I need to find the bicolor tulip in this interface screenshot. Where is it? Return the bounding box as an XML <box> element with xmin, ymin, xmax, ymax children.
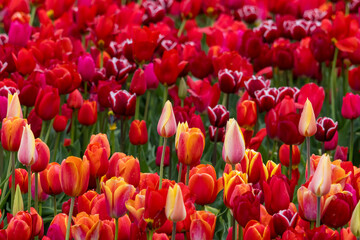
<box><xmin>341</xmin><ymin>93</ymin><xmax>360</xmax><ymax>120</ymax></box>
<box><xmin>102</xmin><ymin>177</ymin><xmax>136</xmax><ymax>219</ymax></box>
<box><xmin>207</xmin><ymin>105</ymin><xmax>229</xmax><ymax>128</ymax></box>
<box><xmin>244</xmin><ymin>75</ymin><xmax>271</xmax><ymax>98</ymax></box>
<box><xmin>1</xmin><ymin>117</ymin><xmax>27</xmax><ymax>151</ymax></box>
<box><xmin>177</xmin><ymin>128</ymin><xmax>205</xmax><ymax>166</ymax></box>
<box><xmin>309</xmin><ymin>154</ymin><xmax>332</xmax><ymax>197</ymax></box>
<box><xmin>31</xmin><ymin>139</ymin><xmax>50</xmax><ymax>172</ymax></box>
<box><xmin>40</xmin><ymin>162</ymin><xmax>62</xmax><ymax>196</ymax></box>
<box><xmin>78</xmin><ymin>100</ymin><xmax>97</xmax><ymax>126</ymax></box>
<box><xmin>223</xmin><ymin>170</ymin><xmax>248</xmax><ymax>207</ymax></box>
<box><xmin>254</xmin><ymin>88</ymin><xmax>278</xmax><ymax>112</ymax></box>
<box><xmin>7</xmin><ymin>92</ymin><xmax>22</xmax><ymax>118</ymax></box>
<box><xmin>125</xmin><ymin>190</ymin><xmax>146</xmax><ymax>225</ymax></box>
<box><xmin>190</xmin><ymin>211</ymin><xmax>216</xmax><ymax>240</ymax></box>
<box><xmin>71</xmin><ymin>212</ymin><xmax>101</xmax><ymax>240</ymax></box>
<box><xmin>157</xmin><ymin>100</ymin><xmax>177</xmax><ymax>138</ymax></box>
<box><xmin>18</xmin><ymin>124</ymin><xmax>37</xmax><ymax>166</ymax></box>
<box><xmin>60</xmin><ymin>156</ymin><xmax>90</xmax><ymax>197</ymax></box>
<box><xmin>218</xmin><ymin>69</ymin><xmax>243</xmax><ymax>94</ymax></box>
<box><xmin>237</xmin><ymin>100</ymin><xmax>257</xmax><ymax>130</ymax></box>
<box><xmin>84</xmin><ymin>142</ymin><xmax>109</xmax><ymax>178</ymax></box>
<box><xmin>315</xmin><ymin>117</ymin><xmax>338</xmax><ymax>142</ymax></box>
<box><xmin>77</xmin><ymin>191</ymin><xmax>98</xmax><ymax>214</ymax></box>
<box><xmin>34</xmin><ymin>86</ymin><xmax>60</xmax><ymax>121</ymax></box>
<box><xmin>298</xmin><ymin>98</ymin><xmax>317</xmax><ymax>137</ymax></box>
<box><xmin>165</xmin><ymin>183</ymin><xmax>186</xmax><ymax>222</ymax></box>
<box><xmin>109</xmin><ymin>90</ymin><xmax>136</xmax><ymax>117</ymax></box>
<box><xmin>241</xmin><ymin>149</ymin><xmax>268</xmax><ymax>184</ymax></box>
<box><xmin>243</xmin><ymin>220</ymin><xmax>271</xmax><ymax>240</ymax></box>
<box><xmin>129</xmin><ymin>120</ymin><xmax>148</xmax><ymax>145</ymax></box>
<box><xmin>90</xmin><ymin>133</ymin><xmax>111</xmax><ymax>159</ymax></box>
<box><xmin>351</xmin><ymin>200</ymin><xmax>360</xmax><ymax>237</ymax></box>
<box><xmin>47</xmin><ymin>214</ymin><xmax>70</xmax><ymax>240</ymax></box>
<box><xmin>222</xmin><ymin>119</ymin><xmax>246</xmax><ymax>165</ymax></box>
<box><xmin>115</xmin><ymin>155</ymin><xmax>140</xmax><ymax>187</ymax></box>
<box><xmin>175</xmin><ymin>122</ymin><xmax>189</xmax><ymax>150</ymax></box>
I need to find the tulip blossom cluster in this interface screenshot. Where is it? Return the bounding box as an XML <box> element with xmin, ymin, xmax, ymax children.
<box><xmin>0</xmin><ymin>0</ymin><xmax>360</xmax><ymax>239</ymax></box>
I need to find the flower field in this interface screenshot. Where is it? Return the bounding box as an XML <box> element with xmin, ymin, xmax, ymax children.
<box><xmin>0</xmin><ymin>0</ymin><xmax>360</xmax><ymax>239</ymax></box>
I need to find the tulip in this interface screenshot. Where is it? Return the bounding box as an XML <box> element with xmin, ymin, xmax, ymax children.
<box><xmin>125</xmin><ymin>190</ymin><xmax>146</xmax><ymax>224</ymax></box>
<box><xmin>207</xmin><ymin>105</ymin><xmax>229</xmax><ymax>128</ymax></box>
<box><xmin>77</xmin><ymin>100</ymin><xmax>97</xmax><ymax>126</ymax></box>
<box><xmin>279</xmin><ymin>144</ymin><xmax>300</xmax><ymax>167</ymax></box>
<box><xmin>297</xmin><ymin>83</ymin><xmax>325</xmax><ymax>118</ymax></box>
<box><xmin>175</xmin><ymin>122</ymin><xmax>189</xmax><ymax>150</ymax></box>
<box><xmin>190</xmin><ymin>211</ymin><xmax>216</xmax><ymax>240</ymax></box>
<box><xmin>8</xmin><ymin>21</ymin><xmax>31</xmax><ymax>47</ymax></box>
<box><xmin>67</xmin><ymin>89</ymin><xmax>83</xmax><ymax>109</ymax></box>
<box><xmin>115</xmin><ymin>155</ymin><xmax>140</xmax><ymax>188</ymax></box>
<box><xmin>144</xmin><ymin>63</ymin><xmax>159</xmax><ymax>90</ymax></box>
<box><xmin>34</xmin><ymin>86</ymin><xmax>60</xmax><ymax>121</ymax></box>
<box><xmin>223</xmin><ymin>170</ymin><xmax>248</xmax><ymax>208</ymax></box>
<box><xmin>40</xmin><ymin>162</ymin><xmax>62</xmax><ymax>195</ymax></box>
<box><xmin>297</xmin><ymin>186</ymin><xmax>318</xmax><ymax>222</ymax></box>
<box><xmin>263</xmin><ymin>175</ymin><xmax>291</xmax><ymax>214</ymax></box>
<box><xmin>6</xmin><ymin>211</ymin><xmax>32</xmax><ymax>240</ymax></box>
<box><xmin>254</xmin><ymin>88</ymin><xmax>278</xmax><ymax>112</ymax></box>
<box><xmin>299</xmin><ymin>99</ymin><xmax>317</xmax><ymax>137</ymax></box>
<box><xmin>177</xmin><ymin>128</ymin><xmax>205</xmax><ymax>167</ymax></box>
<box><xmin>241</xmin><ymin>149</ymin><xmax>268</xmax><ymax>184</ymax></box>
<box><xmin>130</xmin><ymin>68</ymin><xmax>147</xmax><ymax>96</ymax></box>
<box><xmin>129</xmin><ymin>120</ymin><xmax>148</xmax><ymax>145</ymax></box>
<box><xmin>218</xmin><ymin>69</ymin><xmax>243</xmax><ymax>94</ymax></box>
<box><xmin>53</xmin><ymin>115</ymin><xmax>68</xmax><ymax>132</ymax></box>
<box><xmin>244</xmin><ymin>75</ymin><xmax>271</xmax><ymax>98</ymax></box>
<box><xmin>9</xmin><ymin>168</ymin><xmax>28</xmax><ymax>194</ymax></box>
<box><xmin>131</xmin><ymin>26</ymin><xmax>159</xmax><ymax>63</ymax></box>
<box><xmin>237</xmin><ymin>100</ymin><xmax>257</xmax><ymax>129</ymax></box>
<box><xmin>351</xmin><ymin>200</ymin><xmax>360</xmax><ymax>237</ymax></box>
<box><xmin>7</xmin><ymin>92</ymin><xmax>23</xmax><ymax>118</ymax></box>
<box><xmin>166</xmin><ymin>183</ymin><xmax>186</xmax><ymax>239</ymax></box>
<box><xmin>222</xmin><ymin>119</ymin><xmax>246</xmax><ymax>165</ymax></box>
<box><xmin>109</xmin><ymin>90</ymin><xmax>136</xmax><ymax>117</ymax></box>
<box><xmin>314</xmin><ymin>117</ymin><xmax>338</xmax><ymax>142</ymax></box>
<box><xmin>48</xmin><ymin>214</ymin><xmax>70</xmax><ymax>240</ymax></box>
<box><xmin>18</xmin><ymin>124</ymin><xmax>37</xmax><ymax>167</ymax></box>
<box><xmin>90</xmin><ymin>133</ymin><xmax>111</xmax><ymax>158</ymax></box>
<box><xmin>102</xmin><ymin>177</ymin><xmax>135</xmax><ymax>239</ymax></box>
<box><xmin>144</xmin><ymin>187</ymin><xmax>168</xmax><ymax>230</ymax></box>
<box><xmin>243</xmin><ymin>220</ymin><xmax>270</xmax><ymax>240</ymax></box>
<box><xmin>85</xmin><ymin>142</ymin><xmax>109</xmax><ymax>178</ymax></box>
<box><xmin>1</xmin><ymin>117</ymin><xmax>27</xmax><ymax>152</ymax></box>
<box><xmin>71</xmin><ymin>212</ymin><xmax>101</xmax><ymax>240</ymax></box>
<box><xmin>77</xmin><ymin>55</ymin><xmax>95</xmax><ymax>83</ymax></box>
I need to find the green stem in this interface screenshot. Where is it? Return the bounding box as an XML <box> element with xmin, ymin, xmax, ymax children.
<box><xmin>29</xmin><ymin>5</ymin><xmax>37</xmax><ymax>27</ymax></box>
<box><xmin>27</xmin><ymin>166</ymin><xmax>31</xmax><ymax>212</ymax></box>
<box><xmin>222</xmin><ymin>93</ymin><xmax>229</xmax><ymax>109</ymax></box>
<box><xmin>316</xmin><ymin>196</ymin><xmax>321</xmax><ymax>227</ymax></box>
<box><xmin>232</xmin><ymin>214</ymin><xmax>237</xmax><ymax>240</ymax></box>
<box><xmin>10</xmin><ymin>152</ymin><xmax>15</xmax><ymax>209</ymax></box>
<box><xmin>52</xmin><ymin>132</ymin><xmax>60</xmax><ymax>162</ymax></box>
<box><xmin>110</xmin><ymin>128</ymin><xmax>115</xmax><ymax>155</ymax></box>
<box><xmin>100</xmin><ymin>50</ymin><xmax>104</xmax><ymax>69</ymax></box>
<box><xmin>70</xmin><ymin>110</ymin><xmax>77</xmax><ymax>145</ymax></box>
<box><xmin>162</xmin><ymin>85</ymin><xmax>168</xmax><ymax>108</ymax></box>
<box><xmin>211</xmin><ymin>128</ymin><xmax>218</xmax><ymax>166</ymax></box>
<box><xmin>185</xmin><ymin>165</ymin><xmax>190</xmax><ymax>186</ymax></box>
<box><xmin>330</xmin><ymin>48</ymin><xmax>339</xmax><ymax>120</ymax></box>
<box><xmin>239</xmin><ymin>225</ymin><xmax>243</xmax><ymax>240</ymax></box>
<box><xmin>35</xmin><ymin>172</ymin><xmax>38</xmax><ymax>211</ymax></box>
<box><xmin>115</xmin><ymin>218</ymin><xmax>119</xmax><ymax>240</ymax></box>
<box><xmin>65</xmin><ymin>197</ymin><xmax>75</xmax><ymax>240</ymax></box>
<box><xmin>147</xmin><ymin>229</ymin><xmax>154</xmax><ymax>240</ymax></box>
<box><xmin>349</xmin><ymin>120</ymin><xmax>354</xmax><ymax>163</ymax></box>
<box><xmin>144</xmin><ymin>91</ymin><xmax>151</xmax><ymax>122</ymax></box>
<box><xmin>135</xmin><ymin>95</ymin><xmax>141</xmax><ymax>120</ymax></box>
<box><xmin>0</xmin><ymin>153</ymin><xmax>11</xmax><ymax>204</ymax></box>
<box><xmin>39</xmin><ymin>202</ymin><xmax>42</xmax><ymax>216</ymax></box>
<box><xmin>288</xmin><ymin>144</ymin><xmax>292</xmax><ymax>180</ymax></box>
<box><xmin>345</xmin><ymin>2</ymin><xmax>349</xmax><ymax>15</ymax></box>
<box><xmin>45</xmin><ymin>119</ymin><xmax>54</xmax><ymax>144</ymax></box>
<box><xmin>177</xmin><ymin>19</ymin><xmax>187</xmax><ymax>37</ymax></box>
<box><xmin>177</xmin><ymin>162</ymin><xmax>183</xmax><ymax>183</ymax></box>
<box><xmin>120</xmin><ymin>119</ymin><xmax>126</xmax><ymax>152</ymax></box>
<box><xmin>83</xmin><ymin>125</ymin><xmax>89</xmax><ymax>151</ymax></box>
<box><xmin>269</xmin><ymin>140</ymin><xmax>278</xmax><ymax>163</ymax></box>
<box><xmin>53</xmin><ymin>195</ymin><xmax>57</xmax><ymax>216</ymax></box>
<box><xmin>181</xmin><ymin>99</ymin><xmax>184</xmax><ymax>108</ymax></box>
<box><xmin>159</xmin><ymin>138</ymin><xmax>168</xmax><ymax>189</ymax></box>
<box><xmin>0</xmin><ymin>145</ymin><xmax>3</xmax><ymax>181</ymax></box>
<box><xmin>96</xmin><ymin>177</ymin><xmax>100</xmax><ymax>194</ymax></box>
<box><xmin>307</xmin><ymin>137</ymin><xmax>311</xmax><ymax>181</ymax></box>
<box><xmin>171</xmin><ymin>222</ymin><xmax>177</xmax><ymax>240</ymax></box>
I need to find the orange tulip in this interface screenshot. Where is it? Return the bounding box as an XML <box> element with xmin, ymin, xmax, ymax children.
<box><xmin>77</xmin><ymin>190</ymin><xmax>98</xmax><ymax>214</ymax></box>
<box><xmin>237</xmin><ymin>100</ymin><xmax>257</xmax><ymax>129</ymax></box>
<box><xmin>125</xmin><ymin>189</ymin><xmax>146</xmax><ymax>224</ymax></box>
<box><xmin>18</xmin><ymin>123</ymin><xmax>37</xmax><ymax>166</ymax></box>
<box><xmin>60</xmin><ymin>156</ymin><xmax>90</xmax><ymax>197</ymax></box>
<box><xmin>7</xmin><ymin>92</ymin><xmax>23</xmax><ymax>118</ymax></box>
<box><xmin>177</xmin><ymin>128</ymin><xmax>205</xmax><ymax>166</ymax></box>
<box><xmin>190</xmin><ymin>211</ymin><xmax>216</xmax><ymax>240</ymax></box>
<box><xmin>298</xmin><ymin>98</ymin><xmax>317</xmax><ymax>137</ymax></box>
<box><xmin>175</xmin><ymin>122</ymin><xmax>189</xmax><ymax>150</ymax></box>
<box><xmin>102</xmin><ymin>177</ymin><xmax>136</xmax><ymax>219</ymax></box>
<box><xmin>157</xmin><ymin>100</ymin><xmax>177</xmax><ymax>138</ymax></box>
<box><xmin>243</xmin><ymin>220</ymin><xmax>271</xmax><ymax>240</ymax></box>
<box><xmin>115</xmin><ymin>155</ymin><xmax>140</xmax><ymax>187</ymax></box>
<box><xmin>1</xmin><ymin>117</ymin><xmax>27</xmax><ymax>151</ymax></box>
<box><xmin>90</xmin><ymin>133</ymin><xmax>111</xmax><ymax>159</ymax></box>
<box><xmin>309</xmin><ymin>154</ymin><xmax>332</xmax><ymax>196</ymax></box>
<box><xmin>222</xmin><ymin>119</ymin><xmax>246</xmax><ymax>165</ymax></box>
<box><xmin>84</xmin><ymin>142</ymin><xmax>109</xmax><ymax>178</ymax></box>
<box><xmin>48</xmin><ymin>214</ymin><xmax>70</xmax><ymax>240</ymax></box>
<box><xmin>165</xmin><ymin>183</ymin><xmax>186</xmax><ymax>222</ymax></box>
<box><xmin>71</xmin><ymin>212</ymin><xmax>101</xmax><ymax>240</ymax></box>
<box><xmin>40</xmin><ymin>162</ymin><xmax>62</xmax><ymax>196</ymax></box>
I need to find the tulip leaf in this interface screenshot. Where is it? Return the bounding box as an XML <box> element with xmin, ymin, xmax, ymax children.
<box><xmin>204</xmin><ymin>205</ymin><xmax>220</xmax><ymax>216</ymax></box>
<box><xmin>12</xmin><ymin>185</ymin><xmax>23</xmax><ymax>216</ymax></box>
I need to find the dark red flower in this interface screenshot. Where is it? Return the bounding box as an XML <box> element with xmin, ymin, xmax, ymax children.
<box><xmin>315</xmin><ymin>117</ymin><xmax>338</xmax><ymax>142</ymax></box>
<box><xmin>207</xmin><ymin>105</ymin><xmax>229</xmax><ymax>128</ymax></box>
<box><xmin>109</xmin><ymin>90</ymin><xmax>136</xmax><ymax>117</ymax></box>
<box><xmin>35</xmin><ymin>86</ymin><xmax>60</xmax><ymax>121</ymax></box>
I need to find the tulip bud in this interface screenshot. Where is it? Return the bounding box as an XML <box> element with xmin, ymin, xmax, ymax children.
<box><xmin>7</xmin><ymin>92</ymin><xmax>23</xmax><ymax>118</ymax></box>
<box><xmin>351</xmin><ymin>200</ymin><xmax>360</xmax><ymax>237</ymax></box>
<box><xmin>222</xmin><ymin>119</ymin><xmax>246</xmax><ymax>165</ymax></box>
<box><xmin>236</xmin><ymin>100</ymin><xmax>257</xmax><ymax>129</ymax></box>
<box><xmin>309</xmin><ymin>154</ymin><xmax>331</xmax><ymax>197</ymax></box>
<box><xmin>1</xmin><ymin>117</ymin><xmax>27</xmax><ymax>152</ymax></box>
<box><xmin>129</xmin><ymin>120</ymin><xmax>148</xmax><ymax>145</ymax></box>
<box><xmin>130</xmin><ymin>68</ymin><xmax>147</xmax><ymax>96</ymax></box>
<box><xmin>78</xmin><ymin>100</ymin><xmax>97</xmax><ymax>126</ymax></box>
<box><xmin>178</xmin><ymin>78</ymin><xmax>188</xmax><ymax>100</ymax></box>
<box><xmin>35</xmin><ymin>86</ymin><xmax>60</xmax><ymax>121</ymax></box>
<box><xmin>314</xmin><ymin>117</ymin><xmax>338</xmax><ymax>142</ymax></box>
<box><xmin>18</xmin><ymin>124</ymin><xmax>38</xmax><ymax>166</ymax></box>
<box><xmin>341</xmin><ymin>93</ymin><xmax>360</xmax><ymax>120</ymax></box>
<box><xmin>157</xmin><ymin>100</ymin><xmax>177</xmax><ymax>138</ymax></box>
<box><xmin>165</xmin><ymin>183</ymin><xmax>186</xmax><ymax>222</ymax></box>
<box><xmin>31</xmin><ymin>139</ymin><xmax>50</xmax><ymax>172</ymax></box>
<box><xmin>53</xmin><ymin>115</ymin><xmax>68</xmax><ymax>132</ymax></box>
<box><xmin>67</xmin><ymin>89</ymin><xmax>83</xmax><ymax>109</ymax></box>
<box><xmin>13</xmin><ymin>185</ymin><xmax>24</xmax><ymax>216</ymax></box>
<box><xmin>177</xmin><ymin>128</ymin><xmax>205</xmax><ymax>166</ymax></box>
<box><xmin>298</xmin><ymin>98</ymin><xmax>317</xmax><ymax>137</ymax></box>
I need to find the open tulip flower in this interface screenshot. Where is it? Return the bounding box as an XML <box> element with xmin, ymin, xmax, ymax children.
<box><xmin>1</xmin><ymin>0</ymin><xmax>360</xmax><ymax>239</ymax></box>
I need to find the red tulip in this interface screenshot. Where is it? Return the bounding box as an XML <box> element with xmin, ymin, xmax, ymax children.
<box><xmin>263</xmin><ymin>175</ymin><xmax>291</xmax><ymax>214</ymax></box>
<box><xmin>309</xmin><ymin>29</ymin><xmax>334</xmax><ymax>62</ymax></box>
<box><xmin>39</xmin><ymin>162</ymin><xmax>62</xmax><ymax>196</ymax></box>
<box><xmin>315</xmin><ymin>117</ymin><xmax>338</xmax><ymax>142</ymax></box>
<box><xmin>67</xmin><ymin>89</ymin><xmax>83</xmax><ymax>109</ymax></box>
<box><xmin>78</xmin><ymin>100</ymin><xmax>97</xmax><ymax>126</ymax></box>
<box><xmin>34</xmin><ymin>86</ymin><xmax>60</xmax><ymax>121</ymax></box>
<box><xmin>109</xmin><ymin>90</ymin><xmax>136</xmax><ymax>117</ymax></box>
<box><xmin>187</xmin><ymin>77</ymin><xmax>220</xmax><ymax>113</ymax></box>
<box><xmin>272</xmin><ymin>209</ymin><xmax>298</xmax><ymax>236</ymax></box>
<box><xmin>131</xmin><ymin>26</ymin><xmax>159</xmax><ymax>63</ymax></box>
<box><xmin>53</xmin><ymin>115</ymin><xmax>68</xmax><ymax>132</ymax></box>
<box><xmin>177</xmin><ymin>128</ymin><xmax>205</xmax><ymax>166</ymax></box>
<box><xmin>297</xmin><ymin>83</ymin><xmax>325</xmax><ymax>118</ymax></box>
<box><xmin>13</xmin><ymin>48</ymin><xmax>36</xmax><ymax>76</ymax></box>
<box><xmin>143</xmin><ymin>187</ymin><xmax>168</xmax><ymax>230</ymax></box>
<box><xmin>279</xmin><ymin>144</ymin><xmax>300</xmax><ymax>167</ymax></box>
<box><xmin>130</xmin><ymin>68</ymin><xmax>147</xmax><ymax>96</ymax></box>
<box><xmin>218</xmin><ymin>69</ymin><xmax>243</xmax><ymax>94</ymax></box>
<box><xmin>341</xmin><ymin>93</ymin><xmax>360</xmax><ymax>120</ymax></box>
<box><xmin>241</xmin><ymin>149</ymin><xmax>268</xmax><ymax>184</ymax></box>
<box><xmin>31</xmin><ymin>138</ymin><xmax>50</xmax><ymax>172</ymax></box>
<box><xmin>77</xmin><ymin>54</ymin><xmax>95</xmax><ymax>83</ymax></box>
<box><xmin>105</xmin><ymin>57</ymin><xmax>135</xmax><ymax>83</ymax></box>
<box><xmin>129</xmin><ymin>120</ymin><xmax>148</xmax><ymax>145</ymax></box>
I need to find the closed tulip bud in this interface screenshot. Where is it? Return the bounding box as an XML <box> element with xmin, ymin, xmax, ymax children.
<box><xmin>35</xmin><ymin>86</ymin><xmax>60</xmax><ymax>121</ymax></box>
<box><xmin>207</xmin><ymin>105</ymin><xmax>229</xmax><ymax>128</ymax></box>
<box><xmin>175</xmin><ymin>122</ymin><xmax>189</xmax><ymax>150</ymax></box>
<box><xmin>102</xmin><ymin>177</ymin><xmax>136</xmax><ymax>219</ymax></box>
<box><xmin>31</xmin><ymin>139</ymin><xmax>50</xmax><ymax>172</ymax></box>
<box><xmin>299</xmin><ymin>98</ymin><xmax>317</xmax><ymax>137</ymax></box>
<box><xmin>53</xmin><ymin>115</ymin><xmax>68</xmax><ymax>132</ymax></box>
<box><xmin>309</xmin><ymin>154</ymin><xmax>332</xmax><ymax>197</ymax></box>
<box><xmin>90</xmin><ymin>133</ymin><xmax>111</xmax><ymax>159</ymax></box>
<box><xmin>1</xmin><ymin>117</ymin><xmax>27</xmax><ymax>151</ymax></box>
<box><xmin>7</xmin><ymin>92</ymin><xmax>23</xmax><ymax>118</ymax></box>
<box><xmin>129</xmin><ymin>120</ymin><xmax>148</xmax><ymax>145</ymax></box>
<box><xmin>279</xmin><ymin>144</ymin><xmax>300</xmax><ymax>167</ymax></box>
<box><xmin>115</xmin><ymin>156</ymin><xmax>140</xmax><ymax>187</ymax></box>
<box><xmin>341</xmin><ymin>93</ymin><xmax>360</xmax><ymax>120</ymax></box>
<box><xmin>78</xmin><ymin>100</ymin><xmax>97</xmax><ymax>126</ymax></box>
<box><xmin>13</xmin><ymin>185</ymin><xmax>24</xmax><ymax>216</ymax></box>
<box><xmin>218</xmin><ymin>69</ymin><xmax>243</xmax><ymax>94</ymax></box>
<box><xmin>67</xmin><ymin>89</ymin><xmax>83</xmax><ymax>109</ymax></box>
<box><xmin>130</xmin><ymin>68</ymin><xmax>147</xmax><ymax>96</ymax></box>
<box><xmin>315</xmin><ymin>117</ymin><xmax>338</xmax><ymax>142</ymax></box>
<box><xmin>157</xmin><ymin>100</ymin><xmax>177</xmax><ymax>138</ymax></box>
<box><xmin>178</xmin><ymin>78</ymin><xmax>188</xmax><ymax>100</ymax></box>
<box><xmin>9</xmin><ymin>168</ymin><xmax>28</xmax><ymax>193</ymax></box>
<box><xmin>84</xmin><ymin>142</ymin><xmax>109</xmax><ymax>178</ymax></box>
<box><xmin>18</xmin><ymin>124</ymin><xmax>38</xmax><ymax>166</ymax></box>
<box><xmin>177</xmin><ymin>128</ymin><xmax>205</xmax><ymax>166</ymax></box>
<box><xmin>60</xmin><ymin>156</ymin><xmax>90</xmax><ymax>197</ymax></box>
<box><xmin>190</xmin><ymin>211</ymin><xmax>216</xmax><ymax>240</ymax></box>
<box><xmin>351</xmin><ymin>200</ymin><xmax>360</xmax><ymax>237</ymax></box>
<box><xmin>109</xmin><ymin>90</ymin><xmax>136</xmax><ymax>117</ymax></box>
<box><xmin>40</xmin><ymin>162</ymin><xmax>62</xmax><ymax>195</ymax></box>
<box><xmin>165</xmin><ymin>183</ymin><xmax>186</xmax><ymax>222</ymax></box>
<box><xmin>243</xmin><ymin>220</ymin><xmax>270</xmax><ymax>240</ymax></box>
<box><xmin>222</xmin><ymin>119</ymin><xmax>246</xmax><ymax>165</ymax></box>
<box><xmin>237</xmin><ymin>100</ymin><xmax>257</xmax><ymax>129</ymax></box>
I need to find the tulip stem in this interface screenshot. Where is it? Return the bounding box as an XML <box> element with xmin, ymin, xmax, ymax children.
<box><xmin>35</xmin><ymin>172</ymin><xmax>38</xmax><ymax>212</ymax></box>
<box><xmin>83</xmin><ymin>125</ymin><xmax>89</xmax><ymax>151</ymax></box>
<box><xmin>232</xmin><ymin>215</ymin><xmax>237</xmax><ymax>240</ymax></box>
<box><xmin>177</xmin><ymin>19</ymin><xmax>186</xmax><ymax>37</ymax></box>
<box><xmin>159</xmin><ymin>138</ymin><xmax>168</xmax><ymax>189</ymax></box>
<box><xmin>10</xmin><ymin>152</ymin><xmax>15</xmax><ymax>209</ymax></box>
<box><xmin>288</xmin><ymin>144</ymin><xmax>292</xmax><ymax>180</ymax></box>
<box><xmin>96</xmin><ymin>177</ymin><xmax>100</xmax><ymax>194</ymax></box>
<box><xmin>185</xmin><ymin>165</ymin><xmax>190</xmax><ymax>186</ymax></box>
<box><xmin>316</xmin><ymin>196</ymin><xmax>321</xmax><ymax>227</ymax></box>
<box><xmin>110</xmin><ymin>128</ymin><xmax>115</xmax><ymax>155</ymax></box>
<box><xmin>211</xmin><ymin>128</ymin><xmax>218</xmax><ymax>166</ymax></box>
<box><xmin>222</xmin><ymin>93</ymin><xmax>229</xmax><ymax>109</ymax></box>
<box><xmin>172</xmin><ymin>222</ymin><xmax>177</xmax><ymax>240</ymax></box>
<box><xmin>135</xmin><ymin>95</ymin><xmax>141</xmax><ymax>120</ymax></box>
<box><xmin>306</xmin><ymin>137</ymin><xmax>311</xmax><ymax>181</ymax></box>
<box><xmin>71</xmin><ymin>109</ymin><xmax>77</xmax><ymax>145</ymax></box>
<box><xmin>115</xmin><ymin>218</ymin><xmax>119</xmax><ymax>240</ymax></box>
<box><xmin>27</xmin><ymin>166</ymin><xmax>31</xmax><ymax>213</ymax></box>
<box><xmin>29</xmin><ymin>5</ymin><xmax>37</xmax><ymax>27</ymax></box>
<box><xmin>65</xmin><ymin>197</ymin><xmax>75</xmax><ymax>240</ymax></box>
<box><xmin>53</xmin><ymin>195</ymin><xmax>57</xmax><ymax>216</ymax></box>
<box><xmin>100</xmin><ymin>50</ymin><xmax>104</xmax><ymax>69</ymax></box>
<box><xmin>177</xmin><ymin>162</ymin><xmax>182</xmax><ymax>183</ymax></box>
<box><xmin>147</xmin><ymin>230</ymin><xmax>154</xmax><ymax>240</ymax></box>
<box><xmin>349</xmin><ymin>120</ymin><xmax>354</xmax><ymax>163</ymax></box>
<box><xmin>45</xmin><ymin>119</ymin><xmax>54</xmax><ymax>144</ymax></box>
<box><xmin>52</xmin><ymin>132</ymin><xmax>60</xmax><ymax>163</ymax></box>
<box><xmin>144</xmin><ymin>91</ymin><xmax>151</xmax><ymax>122</ymax></box>
<box><xmin>330</xmin><ymin>47</ymin><xmax>338</xmax><ymax>120</ymax></box>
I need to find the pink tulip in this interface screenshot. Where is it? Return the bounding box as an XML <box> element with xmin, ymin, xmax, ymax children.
<box><xmin>157</xmin><ymin>100</ymin><xmax>177</xmax><ymax>138</ymax></box>
<box><xmin>308</xmin><ymin>154</ymin><xmax>332</xmax><ymax>196</ymax></box>
<box><xmin>18</xmin><ymin>124</ymin><xmax>38</xmax><ymax>166</ymax></box>
<box><xmin>222</xmin><ymin>119</ymin><xmax>246</xmax><ymax>165</ymax></box>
